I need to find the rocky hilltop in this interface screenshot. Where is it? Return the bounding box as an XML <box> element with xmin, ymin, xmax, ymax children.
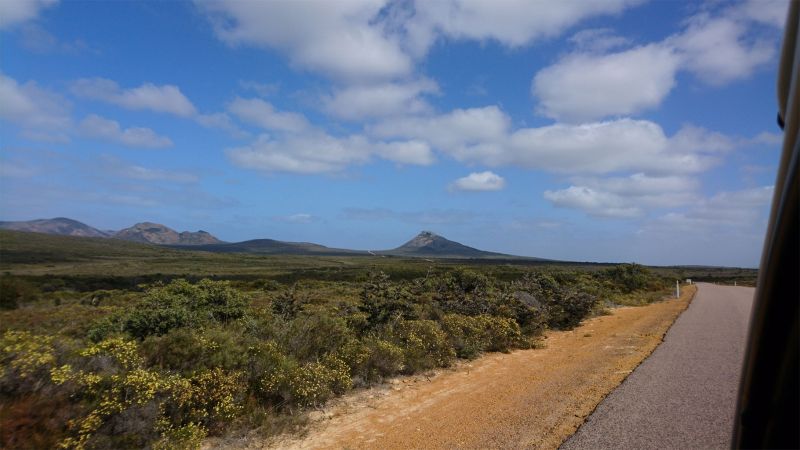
<box><xmin>0</xmin><ymin>217</ymin><xmax>109</xmax><ymax>238</ymax></box>
<box><xmin>382</xmin><ymin>231</ymin><xmax>510</xmax><ymax>258</ymax></box>
<box><xmin>112</xmin><ymin>222</ymin><xmax>221</xmax><ymax>246</ymax></box>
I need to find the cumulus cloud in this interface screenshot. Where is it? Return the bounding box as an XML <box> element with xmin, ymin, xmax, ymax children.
<box><xmin>532</xmin><ymin>44</ymin><xmax>680</xmax><ymax>122</ymax></box>
<box><xmin>544</xmin><ymin>173</ymin><xmax>698</xmax><ymax>218</ymax></box>
<box><xmin>0</xmin><ymin>0</ymin><xmax>57</xmax><ymax>29</ymax></box>
<box><xmin>544</xmin><ymin>186</ymin><xmax>642</xmax><ymax>218</ymax></box>
<box><xmin>402</xmin><ymin>0</ymin><xmax>644</xmax><ymax>56</ymax></box>
<box><xmin>226</xmin><ymin>131</ymin><xmax>434</xmax><ymax>174</ymax></box>
<box><xmin>78</xmin><ymin>114</ymin><xmax>172</xmax><ymax>148</ymax></box>
<box><xmin>323</xmin><ymin>78</ymin><xmax>439</xmax><ymax>121</ymax></box>
<box><xmin>646</xmin><ymin>185</ymin><xmax>774</xmax><ymax>231</ymax></box>
<box><xmin>532</xmin><ymin>2</ymin><xmax>783</xmax><ymax>122</ymax></box>
<box><xmin>197</xmin><ymin>0</ymin><xmax>412</xmax><ymax>82</ymax></box>
<box><xmin>372</xmin><ymin>109</ymin><xmax>725</xmax><ymax>174</ymax></box>
<box><xmin>0</xmin><ymin>72</ymin><xmax>71</xmax><ymax>141</ymax></box>
<box><xmin>71</xmin><ymin>78</ymin><xmax>197</xmax><ymax>117</ymax></box>
<box><xmin>568</xmin><ymin>28</ymin><xmax>631</xmax><ymax>52</ymax></box>
<box><xmin>670</xmin><ymin>14</ymin><xmax>776</xmax><ymax>86</ymax></box>
<box><xmin>449</xmin><ymin>171</ymin><xmax>506</xmax><ymax>192</ymax></box>
<box><xmin>79</xmin><ymin>114</ymin><xmax>173</xmax><ymax>149</ymax></box>
<box><xmin>197</xmin><ymin>0</ymin><xmax>645</xmax><ymax>82</ymax></box>
<box><xmin>373</xmin><ymin>140</ymin><xmax>436</xmax><ymax>166</ymax></box>
<box><xmin>227</xmin><ymin>97</ymin><xmax>310</xmax><ymax>133</ymax></box>
<box><xmin>227</xmin><ymin>133</ymin><xmax>370</xmax><ymax>174</ymax></box>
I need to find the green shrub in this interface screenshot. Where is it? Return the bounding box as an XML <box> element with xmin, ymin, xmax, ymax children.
<box><xmin>120</xmin><ymin>279</ymin><xmax>249</xmax><ymax>339</ymax></box>
<box><xmin>441</xmin><ymin>314</ymin><xmax>524</xmax><ymax>357</ymax></box>
<box><xmin>430</xmin><ymin>269</ymin><xmax>496</xmax><ymax>317</ymax></box>
<box><xmin>258</xmin><ymin>351</ymin><xmax>352</xmax><ymax>408</ymax></box>
<box><xmin>479</xmin><ymin>315</ymin><xmax>523</xmax><ymax>352</ymax></box>
<box><xmin>338</xmin><ymin>336</ymin><xmax>405</xmax><ymax>383</ymax></box>
<box><xmin>141</xmin><ymin>328</ymin><xmax>250</xmax><ymax>374</ymax></box>
<box><xmin>359</xmin><ymin>271</ymin><xmax>418</xmax><ymax>328</ymax></box>
<box><xmin>440</xmin><ymin>314</ymin><xmax>487</xmax><ymax>359</ymax></box>
<box><xmin>152</xmin><ymin>423</ymin><xmax>206</xmax><ymax>450</ymax></box>
<box><xmin>278</xmin><ymin>312</ymin><xmax>354</xmax><ymax>362</ymax></box>
<box><xmin>546</xmin><ymin>290</ymin><xmax>597</xmax><ymax>330</ymax></box>
<box><xmin>0</xmin><ymin>276</ymin><xmax>38</xmax><ymax>310</ymax></box>
<box><xmin>389</xmin><ymin>319</ymin><xmax>455</xmax><ymax>373</ymax></box>
<box><xmin>271</xmin><ymin>288</ymin><xmax>303</xmax><ymax>320</ymax></box>
<box><xmin>601</xmin><ymin>263</ymin><xmax>659</xmax><ymax>293</ymax></box>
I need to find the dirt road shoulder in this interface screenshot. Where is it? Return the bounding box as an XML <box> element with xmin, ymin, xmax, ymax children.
<box><xmin>209</xmin><ymin>285</ymin><xmax>697</xmax><ymax>450</ymax></box>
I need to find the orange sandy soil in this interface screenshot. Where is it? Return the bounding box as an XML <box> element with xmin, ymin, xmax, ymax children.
<box><xmin>207</xmin><ymin>285</ymin><xmax>696</xmax><ymax>450</ymax></box>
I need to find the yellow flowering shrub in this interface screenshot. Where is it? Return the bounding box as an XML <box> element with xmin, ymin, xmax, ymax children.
<box><xmin>389</xmin><ymin>319</ymin><xmax>456</xmax><ymax>373</ymax></box>
<box><xmin>0</xmin><ymin>330</ymin><xmax>56</xmax><ymax>378</ymax></box>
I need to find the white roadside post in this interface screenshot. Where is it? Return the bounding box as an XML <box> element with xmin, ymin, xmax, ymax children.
<box><xmin>676</xmin><ymin>280</ymin><xmax>680</xmax><ymax>298</ymax></box>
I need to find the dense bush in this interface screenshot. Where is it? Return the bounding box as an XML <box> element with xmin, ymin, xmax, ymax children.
<box><xmin>1</xmin><ymin>264</ymin><xmax>672</xmax><ymax>448</ymax></box>
<box><xmin>601</xmin><ymin>263</ymin><xmax>658</xmax><ymax>293</ymax></box>
<box><xmin>0</xmin><ymin>277</ymin><xmax>38</xmax><ymax>310</ymax></box>
<box><xmin>430</xmin><ymin>269</ymin><xmax>496</xmax><ymax>316</ymax></box>
<box><xmin>388</xmin><ymin>319</ymin><xmax>455</xmax><ymax>373</ymax></box>
<box><xmin>359</xmin><ymin>271</ymin><xmax>418</xmax><ymax>327</ymax></box>
<box><xmin>88</xmin><ymin>279</ymin><xmax>249</xmax><ymax>340</ymax></box>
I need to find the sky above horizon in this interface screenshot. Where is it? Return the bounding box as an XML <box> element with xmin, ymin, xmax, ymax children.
<box><xmin>0</xmin><ymin>0</ymin><xmax>788</xmax><ymax>267</ymax></box>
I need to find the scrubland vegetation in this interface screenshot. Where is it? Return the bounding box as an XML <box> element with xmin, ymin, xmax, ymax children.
<box><xmin>0</xmin><ymin>231</ymin><xmax>756</xmax><ymax>449</ymax></box>
<box><xmin>0</xmin><ymin>261</ymin><xmax>676</xmax><ymax>449</ymax></box>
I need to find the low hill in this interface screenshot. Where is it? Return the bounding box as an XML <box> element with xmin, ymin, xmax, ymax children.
<box><xmin>113</xmin><ymin>222</ymin><xmax>222</xmax><ymax>246</ymax></box>
<box><xmin>0</xmin><ymin>229</ymin><xmax>182</xmax><ymax>264</ymax></box>
<box><xmin>179</xmin><ymin>238</ymin><xmax>367</xmax><ymax>256</ymax></box>
<box><xmin>0</xmin><ymin>217</ymin><xmax>108</xmax><ymax>238</ymax></box>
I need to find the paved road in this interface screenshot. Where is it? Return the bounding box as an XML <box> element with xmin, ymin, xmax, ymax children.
<box><xmin>561</xmin><ymin>283</ymin><xmax>754</xmax><ymax>450</ymax></box>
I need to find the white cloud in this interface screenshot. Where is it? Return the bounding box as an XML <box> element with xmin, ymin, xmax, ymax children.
<box><xmin>0</xmin><ymin>72</ymin><xmax>71</xmax><ymax>141</ymax></box>
<box><xmin>372</xmin><ymin>109</ymin><xmax>724</xmax><ymax>174</ymax></box>
<box><xmin>99</xmin><ymin>156</ymin><xmax>198</xmax><ymax>183</ymax></box>
<box><xmin>78</xmin><ymin>114</ymin><xmax>173</xmax><ymax>149</ymax></box>
<box><xmin>0</xmin><ymin>0</ymin><xmax>57</xmax><ymax>29</ymax></box>
<box><xmin>323</xmin><ymin>78</ymin><xmax>438</xmax><ymax>120</ymax></box>
<box><xmin>226</xmin><ymin>133</ymin><xmax>372</xmax><ymax>174</ymax></box>
<box><xmin>275</xmin><ymin>213</ymin><xmax>316</xmax><ymax>224</ymax></box>
<box><xmin>544</xmin><ymin>173</ymin><xmax>698</xmax><ymax>218</ymax></box>
<box><xmin>195</xmin><ymin>112</ymin><xmax>249</xmax><ymax>139</ymax></box>
<box><xmin>370</xmin><ymin>105</ymin><xmax>511</xmax><ymax>155</ymax></box>
<box><xmin>226</xmin><ymin>130</ymin><xmax>435</xmax><ymax>174</ymax></box>
<box><xmin>227</xmin><ymin>97</ymin><xmax>309</xmax><ymax>133</ymax></box>
<box><xmin>71</xmin><ymin>78</ymin><xmax>197</xmax><ymax>117</ymax></box>
<box><xmin>198</xmin><ymin>0</ymin><xmax>646</xmax><ymax>82</ymax></box>
<box><xmin>647</xmin><ymin>185</ymin><xmax>774</xmax><ymax>231</ymax></box>
<box><xmin>198</xmin><ymin>0</ymin><xmax>412</xmax><ymax>82</ymax></box>
<box><xmin>532</xmin><ymin>44</ymin><xmax>680</xmax><ymax>122</ymax></box>
<box><xmin>532</xmin><ymin>3</ymin><xmax>783</xmax><ymax>122</ymax></box>
<box><xmin>671</xmin><ymin>14</ymin><xmax>775</xmax><ymax>86</ymax></box>
<box><xmin>403</xmin><ymin>0</ymin><xmax>644</xmax><ymax>56</ymax></box>
<box><xmin>373</xmin><ymin>140</ymin><xmax>436</xmax><ymax>166</ymax></box>
<box><xmin>239</xmin><ymin>80</ymin><xmax>280</xmax><ymax>97</ymax></box>
<box><xmin>544</xmin><ymin>186</ymin><xmax>642</xmax><ymax>218</ymax></box>
<box><xmin>735</xmin><ymin>0</ymin><xmax>789</xmax><ymax>28</ymax></box>
<box><xmin>569</xmin><ymin>28</ymin><xmax>631</xmax><ymax>52</ymax></box>
<box><xmin>449</xmin><ymin>171</ymin><xmax>506</xmax><ymax>192</ymax></box>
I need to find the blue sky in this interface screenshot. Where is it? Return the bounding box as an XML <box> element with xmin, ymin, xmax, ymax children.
<box><xmin>0</xmin><ymin>0</ymin><xmax>788</xmax><ymax>267</ymax></box>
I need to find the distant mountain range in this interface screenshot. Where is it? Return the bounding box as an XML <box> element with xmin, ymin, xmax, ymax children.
<box><xmin>0</xmin><ymin>217</ymin><xmax>539</xmax><ymax>260</ymax></box>
<box><xmin>0</xmin><ymin>218</ymin><xmax>221</xmax><ymax>246</ymax></box>
<box><xmin>0</xmin><ymin>217</ymin><xmax>109</xmax><ymax>238</ymax></box>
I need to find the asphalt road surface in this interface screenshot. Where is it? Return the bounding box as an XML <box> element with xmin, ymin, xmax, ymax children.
<box><xmin>562</xmin><ymin>283</ymin><xmax>754</xmax><ymax>450</ymax></box>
